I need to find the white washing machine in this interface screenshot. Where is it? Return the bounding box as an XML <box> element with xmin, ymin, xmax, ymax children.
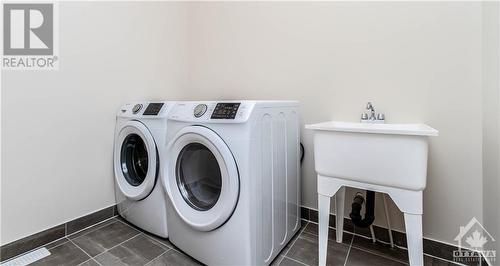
<box><xmin>114</xmin><ymin>101</ymin><xmax>174</xmax><ymax>238</ymax></box>
<box><xmin>162</xmin><ymin>101</ymin><xmax>301</xmax><ymax>265</ymax></box>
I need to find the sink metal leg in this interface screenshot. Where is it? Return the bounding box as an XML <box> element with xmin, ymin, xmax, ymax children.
<box><xmin>335</xmin><ymin>187</ymin><xmax>345</xmax><ymax>243</ymax></box>
<box><xmin>318</xmin><ymin>193</ymin><xmax>331</xmax><ymax>266</ymax></box>
<box><xmin>369</xmin><ymin>225</ymin><xmax>376</xmax><ymax>243</ymax></box>
<box><xmin>404</xmin><ymin>213</ymin><xmax>424</xmax><ymax>266</ymax></box>
<box><xmin>383</xmin><ymin>193</ymin><xmax>395</xmax><ymax>248</ymax></box>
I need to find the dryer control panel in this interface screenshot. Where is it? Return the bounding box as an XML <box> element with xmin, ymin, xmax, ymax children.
<box><xmin>169</xmin><ymin>101</ymin><xmax>255</xmax><ymax>123</ymax></box>
<box><xmin>211</xmin><ymin>103</ymin><xmax>240</xmax><ymax>119</ymax></box>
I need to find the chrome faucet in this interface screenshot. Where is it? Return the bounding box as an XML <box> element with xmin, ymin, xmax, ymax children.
<box><xmin>366</xmin><ymin>102</ymin><xmax>376</xmax><ymax>120</ymax></box>
<box><xmin>361</xmin><ymin>102</ymin><xmax>385</xmax><ymax>123</ymax></box>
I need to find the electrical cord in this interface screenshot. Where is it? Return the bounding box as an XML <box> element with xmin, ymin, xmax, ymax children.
<box><xmin>300</xmin><ymin>143</ymin><xmax>305</xmax><ymax>163</ymax></box>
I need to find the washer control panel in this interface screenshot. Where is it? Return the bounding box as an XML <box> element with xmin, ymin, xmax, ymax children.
<box><xmin>118</xmin><ymin>102</ymin><xmax>169</xmax><ymax>117</ymax></box>
<box><xmin>211</xmin><ymin>103</ymin><xmax>240</xmax><ymax>119</ymax></box>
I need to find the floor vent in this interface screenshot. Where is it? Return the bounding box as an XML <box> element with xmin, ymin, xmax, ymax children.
<box><xmin>1</xmin><ymin>248</ymin><xmax>50</xmax><ymax>266</ymax></box>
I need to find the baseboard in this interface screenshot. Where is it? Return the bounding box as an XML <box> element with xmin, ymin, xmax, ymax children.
<box><xmin>300</xmin><ymin>206</ymin><xmax>489</xmax><ymax>266</ymax></box>
<box><xmin>0</xmin><ymin>205</ymin><xmax>117</xmax><ymax>262</ymax></box>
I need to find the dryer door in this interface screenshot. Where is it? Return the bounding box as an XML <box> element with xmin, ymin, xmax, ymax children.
<box><xmin>165</xmin><ymin>126</ymin><xmax>239</xmax><ymax>231</ymax></box>
<box><xmin>114</xmin><ymin>121</ymin><xmax>158</xmax><ymax>201</ymax></box>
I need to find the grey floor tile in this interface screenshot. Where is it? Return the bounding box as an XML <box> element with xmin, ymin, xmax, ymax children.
<box><xmin>71</xmin><ymin>220</ymin><xmax>140</xmax><ymax>257</ymax></box>
<box><xmin>94</xmin><ymin>234</ymin><xmax>167</xmax><ymax>266</ymax></box>
<box><xmin>286</xmin><ymin>231</ymin><xmax>349</xmax><ymax>266</ymax></box>
<box><xmin>30</xmin><ymin>241</ymin><xmax>90</xmax><ymax>266</ymax></box>
<box><xmin>424</xmin><ymin>255</ymin><xmax>462</xmax><ymax>266</ymax></box>
<box><xmin>301</xmin><ymin>222</ymin><xmax>318</xmax><ymax>236</ymax></box>
<box><xmin>279</xmin><ymin>257</ymin><xmax>307</xmax><ymax>266</ymax></box>
<box><xmin>281</xmin><ymin>225</ymin><xmax>305</xmax><ymax>255</ymax></box>
<box><xmin>114</xmin><ymin>216</ymin><xmax>175</xmax><ymax>250</ymax></box>
<box><xmin>355</xmin><ymin>225</ymin><xmax>403</xmax><ymax>246</ymax></box>
<box><xmin>351</xmin><ymin>234</ymin><xmax>409</xmax><ymax>264</ymax></box>
<box><xmin>44</xmin><ymin>237</ymin><xmax>69</xmax><ymax>250</ymax></box>
<box><xmin>422</xmin><ymin>239</ymin><xmax>477</xmax><ymax>265</ymax></box>
<box><xmin>273</xmin><ymin>226</ymin><xmax>305</xmax><ymax>266</ymax></box>
<box><xmin>345</xmin><ymin>247</ymin><xmax>407</xmax><ymax>266</ymax></box>
<box><xmin>271</xmin><ymin>255</ymin><xmax>285</xmax><ymax>266</ymax></box>
<box><xmin>141</xmin><ymin>231</ymin><xmax>175</xmax><ymax>250</ymax></box>
<box><xmin>147</xmin><ymin>249</ymin><xmax>202</xmax><ymax>266</ymax></box>
<box><xmin>351</xmin><ymin>225</ymin><xmax>407</xmax><ymax>251</ymax></box>
<box><xmin>302</xmin><ymin>222</ymin><xmax>353</xmax><ymax>245</ymax></box>
<box><xmin>78</xmin><ymin>258</ymin><xmax>101</xmax><ymax>266</ymax></box>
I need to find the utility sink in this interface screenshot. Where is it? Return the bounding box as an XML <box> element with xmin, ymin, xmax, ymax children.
<box><xmin>305</xmin><ymin>121</ymin><xmax>438</xmax><ymax>191</ymax></box>
<box><xmin>307</xmin><ymin>119</ymin><xmax>438</xmax><ymax>266</ymax></box>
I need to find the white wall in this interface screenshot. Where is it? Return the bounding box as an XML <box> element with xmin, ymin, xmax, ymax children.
<box><xmin>1</xmin><ymin>1</ymin><xmax>492</xmax><ymax>248</ymax></box>
<box><xmin>186</xmin><ymin>2</ymin><xmax>484</xmax><ymax>244</ymax></box>
<box><xmin>1</xmin><ymin>2</ymin><xmax>188</xmax><ymax>245</ymax></box>
<box><xmin>482</xmin><ymin>2</ymin><xmax>500</xmax><ymax>262</ymax></box>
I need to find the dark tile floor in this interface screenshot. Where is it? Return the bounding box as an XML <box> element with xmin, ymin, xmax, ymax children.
<box><xmin>11</xmin><ymin>217</ymin><xmax>462</xmax><ymax>266</ymax></box>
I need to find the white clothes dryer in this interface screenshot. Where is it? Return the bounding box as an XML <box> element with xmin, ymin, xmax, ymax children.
<box><xmin>162</xmin><ymin>101</ymin><xmax>301</xmax><ymax>265</ymax></box>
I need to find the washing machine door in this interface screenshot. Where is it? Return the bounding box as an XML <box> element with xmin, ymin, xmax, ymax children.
<box><xmin>114</xmin><ymin>121</ymin><xmax>158</xmax><ymax>201</ymax></box>
<box><xmin>165</xmin><ymin>126</ymin><xmax>239</xmax><ymax>231</ymax></box>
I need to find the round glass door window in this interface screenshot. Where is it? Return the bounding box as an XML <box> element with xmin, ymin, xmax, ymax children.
<box><xmin>120</xmin><ymin>134</ymin><xmax>149</xmax><ymax>187</ymax></box>
<box><xmin>176</xmin><ymin>143</ymin><xmax>222</xmax><ymax>211</ymax></box>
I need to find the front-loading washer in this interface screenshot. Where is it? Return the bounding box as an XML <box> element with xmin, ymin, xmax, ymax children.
<box><xmin>162</xmin><ymin>101</ymin><xmax>301</xmax><ymax>265</ymax></box>
<box><xmin>114</xmin><ymin>101</ymin><xmax>174</xmax><ymax>237</ymax></box>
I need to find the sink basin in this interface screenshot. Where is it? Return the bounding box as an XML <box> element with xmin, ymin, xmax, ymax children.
<box><xmin>305</xmin><ymin>121</ymin><xmax>438</xmax><ymax>191</ymax></box>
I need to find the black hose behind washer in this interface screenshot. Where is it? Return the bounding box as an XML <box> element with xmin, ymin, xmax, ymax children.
<box><xmin>349</xmin><ymin>191</ymin><xmax>375</xmax><ymax>228</ymax></box>
<box><xmin>300</xmin><ymin>143</ymin><xmax>305</xmax><ymax>163</ymax></box>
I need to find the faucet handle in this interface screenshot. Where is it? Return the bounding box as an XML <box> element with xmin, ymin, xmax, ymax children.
<box><xmin>361</xmin><ymin>113</ymin><xmax>368</xmax><ymax>120</ymax></box>
<box><xmin>377</xmin><ymin>113</ymin><xmax>385</xmax><ymax>121</ymax></box>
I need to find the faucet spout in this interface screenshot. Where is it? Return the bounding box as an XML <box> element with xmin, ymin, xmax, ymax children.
<box><xmin>366</xmin><ymin>102</ymin><xmax>374</xmax><ymax>112</ymax></box>
<box><xmin>366</xmin><ymin>102</ymin><xmax>376</xmax><ymax>120</ymax></box>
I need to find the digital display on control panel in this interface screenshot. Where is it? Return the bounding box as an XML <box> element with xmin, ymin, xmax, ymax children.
<box><xmin>211</xmin><ymin>103</ymin><xmax>241</xmax><ymax>119</ymax></box>
<box><xmin>143</xmin><ymin>103</ymin><xmax>164</xmax><ymax>115</ymax></box>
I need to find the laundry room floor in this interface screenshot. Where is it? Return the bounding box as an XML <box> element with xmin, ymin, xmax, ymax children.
<box><xmin>21</xmin><ymin>217</ymin><xmax>461</xmax><ymax>266</ymax></box>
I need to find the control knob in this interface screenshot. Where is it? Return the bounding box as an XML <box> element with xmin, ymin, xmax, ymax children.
<box><xmin>194</xmin><ymin>104</ymin><xmax>208</xmax><ymax>118</ymax></box>
<box><xmin>132</xmin><ymin>104</ymin><xmax>143</xmax><ymax>114</ymax></box>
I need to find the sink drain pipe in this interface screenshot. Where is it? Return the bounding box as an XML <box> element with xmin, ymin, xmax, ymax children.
<box><xmin>350</xmin><ymin>191</ymin><xmax>396</xmax><ymax>247</ymax></box>
<box><xmin>349</xmin><ymin>191</ymin><xmax>375</xmax><ymax>228</ymax></box>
